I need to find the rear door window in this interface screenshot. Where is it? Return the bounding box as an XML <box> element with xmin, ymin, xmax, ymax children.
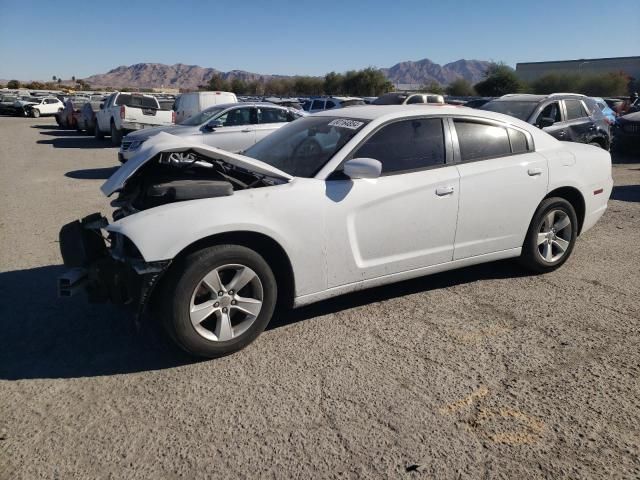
<box><xmin>353</xmin><ymin>118</ymin><xmax>446</xmax><ymax>174</ymax></box>
<box><xmin>564</xmin><ymin>99</ymin><xmax>588</xmax><ymax>120</ymax></box>
<box><xmin>325</xmin><ymin>100</ymin><xmax>336</xmax><ymax>109</ymax></box>
<box><xmin>454</xmin><ymin>120</ymin><xmax>511</xmax><ymax>161</ymax></box>
<box><xmin>258</xmin><ymin>107</ymin><xmax>289</xmax><ymax>124</ymax></box>
<box><xmin>407</xmin><ymin>95</ymin><xmax>425</xmax><ymax>104</ymax></box>
<box><xmin>311</xmin><ymin>100</ymin><xmax>325</xmax><ymax>110</ymax></box>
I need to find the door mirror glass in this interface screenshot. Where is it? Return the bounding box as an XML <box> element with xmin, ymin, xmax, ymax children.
<box><xmin>342</xmin><ymin>158</ymin><xmax>382</xmax><ymax>179</ymax></box>
<box><xmin>538</xmin><ymin>116</ymin><xmax>555</xmax><ymax>128</ymax></box>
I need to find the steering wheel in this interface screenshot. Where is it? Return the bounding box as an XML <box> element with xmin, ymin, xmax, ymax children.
<box><xmin>292</xmin><ymin>137</ymin><xmax>322</xmax><ymax>159</ymax></box>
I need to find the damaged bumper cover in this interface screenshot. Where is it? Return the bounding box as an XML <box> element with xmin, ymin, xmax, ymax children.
<box><xmin>57</xmin><ymin>213</ymin><xmax>170</xmax><ymax>313</ymax></box>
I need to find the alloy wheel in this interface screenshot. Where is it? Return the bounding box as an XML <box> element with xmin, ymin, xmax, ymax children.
<box><xmin>536</xmin><ymin>209</ymin><xmax>572</xmax><ymax>263</ymax></box>
<box><xmin>189</xmin><ymin>264</ymin><xmax>263</xmax><ymax>342</ymax></box>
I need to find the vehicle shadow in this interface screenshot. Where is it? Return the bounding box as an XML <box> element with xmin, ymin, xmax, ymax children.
<box><xmin>65</xmin><ymin>167</ymin><xmax>119</xmax><ymax>179</ymax></box>
<box><xmin>1</xmin><ymin>260</ymin><xmax>529</xmax><ymax>380</ymax></box>
<box><xmin>37</xmin><ymin>138</ymin><xmax>114</xmax><ymax>149</ymax></box>
<box><xmin>270</xmin><ymin>260</ymin><xmax>529</xmax><ymax>329</ymax></box>
<box><xmin>610</xmin><ymin>185</ymin><xmax>640</xmax><ymax>203</ymax></box>
<box><xmin>31</xmin><ymin>124</ymin><xmax>62</xmax><ymax>129</ymax></box>
<box><xmin>0</xmin><ymin>265</ymin><xmax>193</xmax><ymax>381</ymax></box>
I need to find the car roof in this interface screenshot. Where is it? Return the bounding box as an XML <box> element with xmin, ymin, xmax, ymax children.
<box><xmin>496</xmin><ymin>93</ymin><xmax>586</xmax><ymax>102</ymax></box>
<box><xmin>311</xmin><ymin>104</ymin><xmax>467</xmax><ymax>120</ymax></box>
<box><xmin>202</xmin><ymin>101</ymin><xmax>290</xmax><ymax>112</ymax></box>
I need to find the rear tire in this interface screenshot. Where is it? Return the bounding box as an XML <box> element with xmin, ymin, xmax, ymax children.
<box><xmin>110</xmin><ymin>122</ymin><xmax>122</xmax><ymax>146</ymax></box>
<box><xmin>159</xmin><ymin>244</ymin><xmax>278</xmax><ymax>358</ymax></box>
<box><xmin>520</xmin><ymin>197</ymin><xmax>578</xmax><ymax>273</ymax></box>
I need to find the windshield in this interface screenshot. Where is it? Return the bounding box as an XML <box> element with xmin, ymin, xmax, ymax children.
<box><xmin>480</xmin><ymin>100</ymin><xmax>538</xmax><ymax>121</ymax></box>
<box><xmin>180</xmin><ymin>107</ymin><xmax>226</xmax><ymax>126</ymax></box>
<box><xmin>372</xmin><ymin>93</ymin><xmax>407</xmax><ymax>105</ymax></box>
<box><xmin>115</xmin><ymin>94</ymin><xmax>158</xmax><ymax>109</ymax></box>
<box><xmin>243</xmin><ymin>116</ymin><xmax>369</xmax><ymax>178</ymax></box>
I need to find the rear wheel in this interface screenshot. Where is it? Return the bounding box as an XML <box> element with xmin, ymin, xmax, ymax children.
<box><xmin>160</xmin><ymin>244</ymin><xmax>277</xmax><ymax>358</ymax></box>
<box><xmin>110</xmin><ymin>122</ymin><xmax>122</xmax><ymax>146</ymax></box>
<box><xmin>520</xmin><ymin>197</ymin><xmax>577</xmax><ymax>273</ymax></box>
<box><xmin>94</xmin><ymin>122</ymin><xmax>104</xmax><ymax>139</ymax></box>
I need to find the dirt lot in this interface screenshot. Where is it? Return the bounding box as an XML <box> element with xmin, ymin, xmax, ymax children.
<box><xmin>0</xmin><ymin>116</ymin><xmax>639</xmax><ymax>479</ymax></box>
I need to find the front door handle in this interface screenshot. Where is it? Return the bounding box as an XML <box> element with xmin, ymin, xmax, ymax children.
<box><xmin>528</xmin><ymin>168</ymin><xmax>543</xmax><ymax>176</ymax></box>
<box><xmin>435</xmin><ymin>186</ymin><xmax>455</xmax><ymax>196</ymax></box>
<box><xmin>241</xmin><ymin>128</ymin><xmax>253</xmax><ymax>133</ymax></box>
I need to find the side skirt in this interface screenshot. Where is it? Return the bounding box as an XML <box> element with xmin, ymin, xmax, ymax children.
<box><xmin>293</xmin><ymin>247</ymin><xmax>522</xmax><ymax>308</ymax></box>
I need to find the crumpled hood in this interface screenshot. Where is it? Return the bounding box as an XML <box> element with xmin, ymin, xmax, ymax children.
<box><xmin>101</xmin><ymin>132</ymin><xmax>293</xmax><ymax>196</ymax></box>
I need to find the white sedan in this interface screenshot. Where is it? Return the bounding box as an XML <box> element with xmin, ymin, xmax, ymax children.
<box><xmin>58</xmin><ymin>105</ymin><xmax>612</xmax><ymax>358</ymax></box>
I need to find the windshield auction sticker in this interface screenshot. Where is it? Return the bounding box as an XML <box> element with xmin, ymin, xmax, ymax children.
<box><xmin>328</xmin><ymin>119</ymin><xmax>365</xmax><ymax>129</ymax></box>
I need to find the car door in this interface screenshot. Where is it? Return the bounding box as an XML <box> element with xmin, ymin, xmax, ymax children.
<box><xmin>324</xmin><ymin>117</ymin><xmax>460</xmax><ymax>287</ymax></box>
<box><xmin>563</xmin><ymin>98</ymin><xmax>593</xmax><ymax>143</ymax></box>
<box><xmin>535</xmin><ymin>101</ymin><xmax>566</xmax><ymax>140</ymax></box>
<box><xmin>451</xmin><ymin>118</ymin><xmax>548</xmax><ymax>259</ymax></box>
<box><xmin>200</xmin><ymin>106</ymin><xmax>256</xmax><ymax>152</ymax></box>
<box><xmin>253</xmin><ymin>107</ymin><xmax>295</xmax><ymax>143</ymax></box>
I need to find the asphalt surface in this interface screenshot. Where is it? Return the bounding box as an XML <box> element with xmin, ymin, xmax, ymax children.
<box><xmin>0</xmin><ymin>116</ymin><xmax>639</xmax><ymax>479</ymax></box>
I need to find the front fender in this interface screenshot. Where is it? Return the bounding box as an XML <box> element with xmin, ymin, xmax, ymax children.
<box><xmin>106</xmin><ymin>180</ymin><xmax>327</xmax><ymax>296</ymax></box>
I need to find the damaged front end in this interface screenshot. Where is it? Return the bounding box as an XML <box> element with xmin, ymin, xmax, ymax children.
<box><xmin>57</xmin><ymin>212</ymin><xmax>170</xmax><ymax>315</ymax></box>
<box><xmin>57</xmin><ymin>133</ymin><xmax>293</xmax><ymax>317</ymax></box>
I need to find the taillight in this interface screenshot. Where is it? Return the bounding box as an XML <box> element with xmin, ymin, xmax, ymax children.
<box><xmin>172</xmin><ymin>110</ymin><xmax>176</xmax><ymax>123</ymax></box>
<box><xmin>120</xmin><ymin>105</ymin><xmax>125</xmax><ymax>119</ymax></box>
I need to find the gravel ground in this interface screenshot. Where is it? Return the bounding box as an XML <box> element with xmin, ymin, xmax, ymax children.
<box><xmin>0</xmin><ymin>116</ymin><xmax>639</xmax><ymax>479</ymax></box>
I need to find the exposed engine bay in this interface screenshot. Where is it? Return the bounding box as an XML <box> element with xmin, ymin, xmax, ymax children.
<box><xmin>110</xmin><ymin>150</ymin><xmax>278</xmax><ymax>220</ymax></box>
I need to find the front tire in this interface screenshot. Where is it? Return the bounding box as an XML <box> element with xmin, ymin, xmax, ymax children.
<box><xmin>31</xmin><ymin>108</ymin><xmax>40</xmax><ymax>118</ymax></box>
<box><xmin>160</xmin><ymin>245</ymin><xmax>278</xmax><ymax>358</ymax></box>
<box><xmin>520</xmin><ymin>197</ymin><xmax>578</xmax><ymax>273</ymax></box>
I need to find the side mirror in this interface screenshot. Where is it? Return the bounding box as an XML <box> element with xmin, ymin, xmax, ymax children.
<box><xmin>538</xmin><ymin>117</ymin><xmax>555</xmax><ymax>128</ymax></box>
<box><xmin>99</xmin><ymin>103</ymin><xmax>104</xmax><ymax>110</ymax></box>
<box><xmin>203</xmin><ymin>120</ymin><xmax>223</xmax><ymax>131</ymax></box>
<box><xmin>343</xmin><ymin>158</ymin><xmax>382</xmax><ymax>179</ymax></box>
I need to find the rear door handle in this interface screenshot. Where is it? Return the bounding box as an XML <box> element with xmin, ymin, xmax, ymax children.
<box><xmin>435</xmin><ymin>186</ymin><xmax>455</xmax><ymax>196</ymax></box>
<box><xmin>241</xmin><ymin>128</ymin><xmax>253</xmax><ymax>132</ymax></box>
<box><xmin>528</xmin><ymin>168</ymin><xmax>543</xmax><ymax>176</ymax></box>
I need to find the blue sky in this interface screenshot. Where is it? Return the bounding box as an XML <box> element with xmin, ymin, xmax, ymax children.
<box><xmin>1</xmin><ymin>0</ymin><xmax>638</xmax><ymax>80</ymax></box>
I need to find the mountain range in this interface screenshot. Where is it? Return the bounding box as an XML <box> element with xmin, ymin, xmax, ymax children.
<box><xmin>83</xmin><ymin>58</ymin><xmax>491</xmax><ymax>90</ymax></box>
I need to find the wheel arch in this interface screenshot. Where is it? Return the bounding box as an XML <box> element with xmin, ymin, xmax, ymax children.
<box><xmin>168</xmin><ymin>231</ymin><xmax>296</xmax><ymax>309</ymax></box>
<box><xmin>544</xmin><ymin>186</ymin><xmax>586</xmax><ymax>234</ymax></box>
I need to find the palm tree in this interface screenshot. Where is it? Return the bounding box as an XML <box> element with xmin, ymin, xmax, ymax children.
<box><xmin>52</xmin><ymin>75</ymin><xmax>57</xmax><ymax>81</ymax></box>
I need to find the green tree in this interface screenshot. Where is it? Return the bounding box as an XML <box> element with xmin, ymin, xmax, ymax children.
<box><xmin>474</xmin><ymin>63</ymin><xmax>524</xmax><ymax>97</ymax></box>
<box><xmin>230</xmin><ymin>78</ymin><xmax>247</xmax><ymax>94</ymax></box>
<box><xmin>341</xmin><ymin>67</ymin><xmax>393</xmax><ymax>96</ymax></box>
<box><xmin>206</xmin><ymin>74</ymin><xmax>230</xmax><ymax>91</ymax></box>
<box><xmin>324</xmin><ymin>71</ymin><xmax>344</xmax><ymax>95</ymax></box>
<box><xmin>7</xmin><ymin>79</ymin><xmax>20</xmax><ymax>89</ymax></box>
<box><xmin>446</xmin><ymin>78</ymin><xmax>476</xmax><ymax>96</ymax></box>
<box><xmin>419</xmin><ymin>80</ymin><xmax>444</xmax><ymax>95</ymax></box>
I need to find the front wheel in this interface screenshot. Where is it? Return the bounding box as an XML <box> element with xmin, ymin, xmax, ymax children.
<box><xmin>31</xmin><ymin>108</ymin><xmax>40</xmax><ymax>118</ymax></box>
<box><xmin>160</xmin><ymin>245</ymin><xmax>278</xmax><ymax>358</ymax></box>
<box><xmin>520</xmin><ymin>197</ymin><xmax>578</xmax><ymax>273</ymax></box>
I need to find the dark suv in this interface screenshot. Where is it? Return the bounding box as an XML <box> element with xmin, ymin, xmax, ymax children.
<box><xmin>480</xmin><ymin>93</ymin><xmax>611</xmax><ymax>149</ymax></box>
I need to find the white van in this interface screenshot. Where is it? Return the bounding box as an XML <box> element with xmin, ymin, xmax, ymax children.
<box><xmin>174</xmin><ymin>91</ymin><xmax>238</xmax><ymax>123</ymax></box>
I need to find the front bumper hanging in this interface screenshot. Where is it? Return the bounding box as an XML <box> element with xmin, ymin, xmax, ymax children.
<box><xmin>57</xmin><ymin>213</ymin><xmax>170</xmax><ymax>311</ymax></box>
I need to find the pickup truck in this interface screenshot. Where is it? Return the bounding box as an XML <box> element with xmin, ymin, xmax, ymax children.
<box><xmin>94</xmin><ymin>92</ymin><xmax>175</xmax><ymax>145</ymax></box>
